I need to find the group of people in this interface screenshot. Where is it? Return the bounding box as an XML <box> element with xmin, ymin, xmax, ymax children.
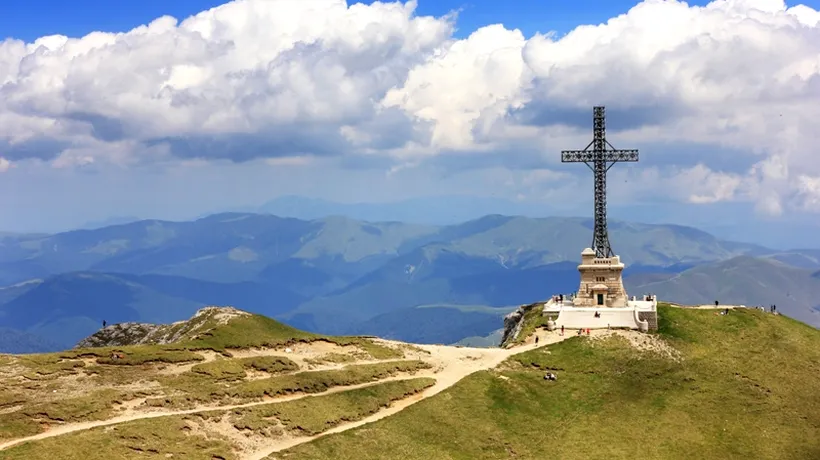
<box><xmin>720</xmin><ymin>304</ymin><xmax>779</xmax><ymax>316</ymax></box>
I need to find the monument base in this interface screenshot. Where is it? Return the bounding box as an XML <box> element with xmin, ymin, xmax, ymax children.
<box><xmin>572</xmin><ymin>248</ymin><xmax>628</xmax><ymax>308</ymax></box>
<box><xmin>542</xmin><ymin>296</ymin><xmax>658</xmax><ymax>331</ymax></box>
<box><xmin>540</xmin><ymin>247</ymin><xmax>658</xmax><ymax>331</ymax></box>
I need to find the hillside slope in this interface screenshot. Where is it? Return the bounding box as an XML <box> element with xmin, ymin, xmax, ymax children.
<box><xmin>0</xmin><ymin>306</ymin><xmax>817</xmax><ymax>460</ymax></box>
<box><xmin>0</xmin><ymin>306</ymin><xmax>543</xmax><ymax>459</ymax></box>
<box><xmin>274</xmin><ymin>306</ymin><xmax>820</xmax><ymax>460</ymax></box>
<box><xmin>626</xmin><ymin>256</ymin><xmax>820</xmax><ymax>327</ymax></box>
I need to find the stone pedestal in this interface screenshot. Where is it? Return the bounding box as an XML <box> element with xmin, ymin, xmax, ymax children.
<box><xmin>572</xmin><ymin>248</ymin><xmax>628</xmax><ymax>307</ymax></box>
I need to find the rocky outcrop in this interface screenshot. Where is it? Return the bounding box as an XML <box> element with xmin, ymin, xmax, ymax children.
<box><xmin>75</xmin><ymin>306</ymin><xmax>249</xmax><ymax>348</ymax></box>
<box><xmin>500</xmin><ymin>302</ymin><xmax>543</xmax><ymax>348</ymax></box>
<box><xmin>76</xmin><ymin>322</ymin><xmax>164</xmax><ymax>348</ymax></box>
<box><xmin>500</xmin><ymin>307</ymin><xmax>526</xmax><ymax>348</ymax></box>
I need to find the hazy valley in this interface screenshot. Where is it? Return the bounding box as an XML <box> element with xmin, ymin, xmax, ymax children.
<box><xmin>1</xmin><ymin>212</ymin><xmax>818</xmax><ymax>353</ymax></box>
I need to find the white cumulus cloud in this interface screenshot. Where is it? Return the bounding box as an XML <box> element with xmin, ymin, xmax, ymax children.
<box><xmin>0</xmin><ymin>0</ymin><xmax>819</xmax><ymax>215</ymax></box>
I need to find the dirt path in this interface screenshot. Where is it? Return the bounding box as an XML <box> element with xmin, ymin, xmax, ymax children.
<box><xmin>0</xmin><ymin>375</ymin><xmax>427</xmax><ymax>451</ymax></box>
<box><xmin>0</xmin><ymin>331</ymin><xmax>569</xmax><ymax>455</ymax></box>
<box><xmin>246</xmin><ymin>331</ymin><xmax>568</xmax><ymax>460</ymax></box>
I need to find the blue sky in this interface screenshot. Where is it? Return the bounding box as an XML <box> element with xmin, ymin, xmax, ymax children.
<box><xmin>1</xmin><ymin>0</ymin><xmax>738</xmax><ymax>41</ymax></box>
<box><xmin>1</xmin><ymin>0</ymin><xmax>820</xmax><ymax>246</ymax></box>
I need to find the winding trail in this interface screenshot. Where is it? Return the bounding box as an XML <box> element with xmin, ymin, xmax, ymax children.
<box><xmin>0</xmin><ymin>375</ymin><xmax>422</xmax><ymax>451</ymax></box>
<box><xmin>241</xmin><ymin>331</ymin><xmax>568</xmax><ymax>460</ymax></box>
<box><xmin>0</xmin><ymin>329</ymin><xmax>568</xmax><ymax>458</ymax></box>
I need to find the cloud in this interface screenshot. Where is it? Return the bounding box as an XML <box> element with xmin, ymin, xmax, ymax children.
<box><xmin>796</xmin><ymin>175</ymin><xmax>820</xmax><ymax>211</ymax></box>
<box><xmin>1</xmin><ymin>0</ymin><xmax>819</xmax><ymax>215</ymax></box>
<box><xmin>0</xmin><ymin>0</ymin><xmax>453</xmax><ymax>163</ymax></box>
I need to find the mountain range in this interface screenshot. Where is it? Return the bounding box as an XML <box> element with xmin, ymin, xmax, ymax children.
<box><xmin>74</xmin><ymin>195</ymin><xmax>820</xmax><ymax>250</ymax></box>
<box><xmin>1</xmin><ymin>212</ymin><xmax>818</xmax><ymax>352</ymax></box>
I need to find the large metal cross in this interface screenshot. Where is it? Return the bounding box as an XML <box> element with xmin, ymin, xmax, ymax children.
<box><xmin>561</xmin><ymin>106</ymin><xmax>638</xmax><ymax>258</ymax></box>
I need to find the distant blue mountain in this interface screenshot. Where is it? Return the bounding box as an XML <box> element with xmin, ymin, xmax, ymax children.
<box><xmin>256</xmin><ymin>195</ymin><xmax>551</xmax><ymax>225</ymax></box>
<box><xmin>0</xmin><ymin>211</ymin><xmax>817</xmax><ymax>353</ymax></box>
<box><xmin>79</xmin><ymin>216</ymin><xmax>143</xmax><ymax>230</ymax></box>
<box><xmin>0</xmin><ymin>271</ymin><xmax>304</xmax><ymax>349</ymax></box>
<box><xmin>256</xmin><ymin>195</ymin><xmax>820</xmax><ymax>250</ymax></box>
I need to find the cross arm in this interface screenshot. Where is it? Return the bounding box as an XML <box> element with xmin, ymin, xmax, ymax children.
<box><xmin>561</xmin><ymin>149</ymin><xmax>639</xmax><ymax>163</ymax></box>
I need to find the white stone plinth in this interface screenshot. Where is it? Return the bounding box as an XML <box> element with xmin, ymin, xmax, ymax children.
<box><xmin>541</xmin><ymin>296</ymin><xmax>657</xmax><ymax>330</ymax></box>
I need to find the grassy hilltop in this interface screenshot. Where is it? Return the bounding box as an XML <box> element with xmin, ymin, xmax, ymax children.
<box><xmin>279</xmin><ymin>305</ymin><xmax>820</xmax><ymax>460</ymax></box>
<box><xmin>0</xmin><ymin>307</ymin><xmax>432</xmax><ymax>459</ymax></box>
<box><xmin>0</xmin><ymin>305</ymin><xmax>817</xmax><ymax>460</ymax></box>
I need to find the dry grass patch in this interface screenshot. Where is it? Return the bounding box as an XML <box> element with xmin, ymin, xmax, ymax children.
<box><xmin>241</xmin><ymin>377</ymin><xmax>436</xmax><ymax>437</ymax></box>
<box><xmin>15</xmin><ymin>355</ymin><xmax>85</xmax><ymax>380</ymax></box>
<box><xmin>0</xmin><ymin>389</ymin><xmax>140</xmax><ymax>441</ymax></box>
<box><xmin>0</xmin><ymin>416</ymin><xmax>236</xmax><ymax>460</ymax></box>
<box><xmin>227</xmin><ymin>360</ymin><xmax>431</xmax><ymax>401</ymax></box>
<box><xmin>144</xmin><ymin>360</ymin><xmax>432</xmax><ymax>410</ymax></box>
<box><xmin>64</xmin><ymin>346</ymin><xmax>204</xmax><ymax>366</ymax></box>
<box><xmin>189</xmin><ymin>356</ymin><xmax>300</xmax><ymax>381</ymax></box>
<box><xmin>0</xmin><ymin>378</ymin><xmax>436</xmax><ymax>460</ymax></box>
<box><xmin>304</xmin><ymin>353</ymin><xmax>359</xmax><ymax>366</ymax></box>
<box><xmin>588</xmin><ymin>329</ymin><xmax>682</xmax><ymax>361</ymax></box>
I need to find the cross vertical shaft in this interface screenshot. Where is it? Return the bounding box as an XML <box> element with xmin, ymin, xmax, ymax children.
<box><xmin>592</xmin><ymin>107</ymin><xmax>609</xmax><ymax>257</ymax></box>
<box><xmin>561</xmin><ymin>106</ymin><xmax>639</xmax><ymax>258</ymax></box>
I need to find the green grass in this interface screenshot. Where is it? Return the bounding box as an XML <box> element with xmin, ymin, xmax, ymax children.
<box><xmin>1</xmin><ymin>416</ymin><xmax>235</xmax><ymax>460</ymax></box>
<box><xmin>147</xmin><ymin>360</ymin><xmax>431</xmax><ymax>409</ymax></box>
<box><xmin>0</xmin><ymin>359</ymin><xmax>429</xmax><ymax>441</ymax></box>
<box><xmin>0</xmin><ymin>309</ymin><xmax>415</xmax><ymax>449</ymax></box>
<box><xmin>346</xmin><ymin>339</ymin><xmax>403</xmax><ymax>360</ymax></box>
<box><xmin>305</xmin><ymin>352</ymin><xmax>358</xmax><ymax>366</ymax></box>
<box><xmin>503</xmin><ymin>302</ymin><xmax>548</xmax><ymax>347</ymax></box>
<box><xmin>59</xmin><ymin>345</ymin><xmax>204</xmax><ymax>366</ymax></box>
<box><xmin>183</xmin><ymin>313</ymin><xmax>317</xmax><ymax>350</ymax></box>
<box><xmin>69</xmin><ymin>309</ymin><xmax>402</xmax><ymax>362</ymax></box>
<box><xmin>0</xmin><ymin>389</ymin><xmax>140</xmax><ymax>441</ymax></box>
<box><xmin>1</xmin><ymin>378</ymin><xmax>436</xmax><ymax>460</ymax></box>
<box><xmin>190</xmin><ymin>356</ymin><xmax>299</xmax><ymax>380</ymax></box>
<box><xmin>178</xmin><ymin>313</ymin><xmax>402</xmax><ymax>360</ymax></box>
<box><xmin>226</xmin><ymin>360</ymin><xmax>431</xmax><ymax>401</ymax></box>
<box><xmin>276</xmin><ymin>306</ymin><xmax>820</xmax><ymax>460</ymax></box>
<box><xmin>236</xmin><ymin>377</ymin><xmax>435</xmax><ymax>436</ymax></box>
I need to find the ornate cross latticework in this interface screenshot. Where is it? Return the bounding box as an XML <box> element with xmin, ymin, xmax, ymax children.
<box><xmin>561</xmin><ymin>106</ymin><xmax>639</xmax><ymax>258</ymax></box>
